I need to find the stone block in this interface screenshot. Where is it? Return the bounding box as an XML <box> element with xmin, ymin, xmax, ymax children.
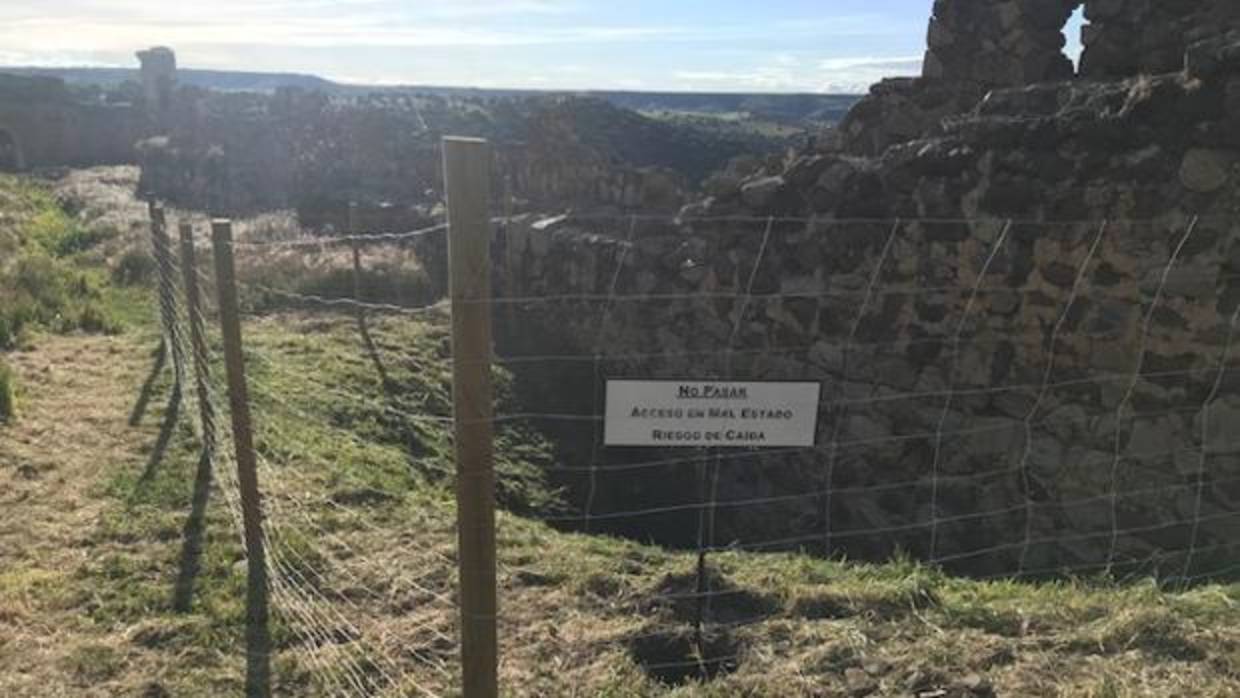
<box><xmin>1180</xmin><ymin>149</ymin><xmax>1233</xmax><ymax>193</ymax></box>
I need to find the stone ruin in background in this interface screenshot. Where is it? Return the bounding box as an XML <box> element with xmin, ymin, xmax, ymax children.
<box><xmin>840</xmin><ymin>0</ymin><xmax>1240</xmax><ymax>155</ymax></box>
<box><xmin>136</xmin><ymin>46</ymin><xmax>178</xmax><ymax>123</ymax></box>
<box><xmin>0</xmin><ymin>46</ymin><xmax>178</xmax><ymax>173</ymax></box>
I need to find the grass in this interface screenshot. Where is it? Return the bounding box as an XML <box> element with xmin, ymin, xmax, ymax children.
<box><xmin>5</xmin><ymin>168</ymin><xmax>1240</xmax><ymax>695</ymax></box>
<box><xmin>0</xmin><ymin>172</ymin><xmax>144</xmax><ymax>350</ymax></box>
<box><xmin>0</xmin><ymin>358</ymin><xmax>14</xmax><ymax>422</ymax></box>
<box><xmin>138</xmin><ymin>308</ymin><xmax>1239</xmax><ymax>696</ymax></box>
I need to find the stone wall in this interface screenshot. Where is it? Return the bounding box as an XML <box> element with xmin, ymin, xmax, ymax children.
<box><xmin>447</xmin><ymin>37</ymin><xmax>1240</xmax><ymax>578</ymax></box>
<box><xmin>923</xmin><ymin>0</ymin><xmax>1077</xmax><ymax>86</ymax></box>
<box><xmin>1081</xmin><ymin>1</ymin><xmax>1240</xmax><ymax>78</ymax></box>
<box><xmin>488</xmin><ymin>213</ymin><xmax>1240</xmax><ymax>578</ymax></box>
<box><xmin>499</xmin><ymin>147</ymin><xmax>685</xmax><ymax>212</ymax></box>
<box><xmin>136</xmin><ymin>46</ymin><xmax>178</xmax><ymax>127</ymax></box>
<box><xmin>841</xmin><ymin>0</ymin><xmax>1240</xmax><ymax>157</ymax></box>
<box><xmin>926</xmin><ymin>0</ymin><xmax>1240</xmax><ymax>85</ymax></box>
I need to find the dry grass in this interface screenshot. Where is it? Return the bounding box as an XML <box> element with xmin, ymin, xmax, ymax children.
<box><xmin>5</xmin><ymin>290</ymin><xmax>1240</xmax><ymax>698</ymax></box>
<box><xmin>53</xmin><ymin>166</ymin><xmax>150</xmax><ymax>268</ymax></box>
<box><xmin>0</xmin><ymin>333</ymin><xmax>194</xmax><ymax>697</ymax></box>
<box><xmin>176</xmin><ymin>311</ymin><xmax>1240</xmax><ymax>697</ymax></box>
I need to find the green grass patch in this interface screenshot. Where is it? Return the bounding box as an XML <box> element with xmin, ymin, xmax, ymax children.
<box><xmin>242</xmin><ymin>312</ymin><xmax>565</xmax><ymax>516</ymax></box>
<box><xmin>0</xmin><ymin>357</ymin><xmax>15</xmax><ymax>422</ymax></box>
<box><xmin>0</xmin><ymin>174</ymin><xmax>133</xmax><ymax>348</ymax></box>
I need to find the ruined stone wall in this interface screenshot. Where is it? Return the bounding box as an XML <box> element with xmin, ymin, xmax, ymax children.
<box><xmin>926</xmin><ymin>0</ymin><xmax>1240</xmax><ymax>85</ymax></box>
<box><xmin>137</xmin><ymin>47</ymin><xmax>177</xmax><ymax>116</ymax></box>
<box><xmin>841</xmin><ymin>0</ymin><xmax>1240</xmax><ymax>157</ymax></box>
<box><xmin>499</xmin><ymin>148</ymin><xmax>685</xmax><ymax>212</ymax></box>
<box><xmin>922</xmin><ymin>0</ymin><xmax>1077</xmax><ymax>86</ymax></box>
<box><xmin>1081</xmin><ymin>0</ymin><xmax>1240</xmax><ymax>79</ymax></box>
<box><xmin>456</xmin><ymin>41</ymin><xmax>1240</xmax><ymax>577</ymax></box>
<box><xmin>490</xmin><ymin>210</ymin><xmax>1240</xmax><ymax>578</ymax></box>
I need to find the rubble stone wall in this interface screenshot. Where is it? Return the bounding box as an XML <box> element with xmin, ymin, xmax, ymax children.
<box><xmin>922</xmin><ymin>0</ymin><xmax>1078</xmax><ymax>86</ymax></box>
<box><xmin>461</xmin><ymin>33</ymin><xmax>1240</xmax><ymax>577</ymax></box>
<box><xmin>490</xmin><ymin>207</ymin><xmax>1240</xmax><ymax>577</ymax></box>
<box><xmin>842</xmin><ymin>0</ymin><xmax>1240</xmax><ymax>157</ymax></box>
<box><xmin>1081</xmin><ymin>0</ymin><xmax>1240</xmax><ymax>79</ymax></box>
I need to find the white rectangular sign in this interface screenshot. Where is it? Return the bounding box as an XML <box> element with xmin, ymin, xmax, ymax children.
<box><xmin>604</xmin><ymin>380</ymin><xmax>821</xmax><ymax>448</ymax></box>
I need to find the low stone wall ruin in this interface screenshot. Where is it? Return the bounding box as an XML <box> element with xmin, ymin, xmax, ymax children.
<box><xmin>482</xmin><ymin>209</ymin><xmax>1240</xmax><ymax>578</ymax></box>
<box><xmin>436</xmin><ymin>24</ymin><xmax>1240</xmax><ymax>578</ymax></box>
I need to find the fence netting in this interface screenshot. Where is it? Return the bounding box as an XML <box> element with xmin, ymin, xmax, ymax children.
<box><xmin>154</xmin><ymin>202</ymin><xmax>1240</xmax><ymax>693</ymax></box>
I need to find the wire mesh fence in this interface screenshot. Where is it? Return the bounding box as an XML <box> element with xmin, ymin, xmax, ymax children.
<box><xmin>145</xmin><ymin>146</ymin><xmax>1240</xmax><ymax>693</ymax></box>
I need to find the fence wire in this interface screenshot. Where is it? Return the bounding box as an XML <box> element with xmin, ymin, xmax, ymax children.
<box><xmin>154</xmin><ymin>205</ymin><xmax>1240</xmax><ymax>694</ymax></box>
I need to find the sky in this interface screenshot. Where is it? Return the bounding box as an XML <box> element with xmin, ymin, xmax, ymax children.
<box><xmin>0</xmin><ymin>0</ymin><xmax>1085</xmax><ymax>93</ymax></box>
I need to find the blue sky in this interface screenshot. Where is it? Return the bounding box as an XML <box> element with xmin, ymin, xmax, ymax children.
<box><xmin>0</xmin><ymin>0</ymin><xmax>1084</xmax><ymax>93</ymax></box>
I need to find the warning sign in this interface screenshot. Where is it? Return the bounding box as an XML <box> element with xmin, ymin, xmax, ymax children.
<box><xmin>604</xmin><ymin>380</ymin><xmax>821</xmax><ymax>448</ymax></box>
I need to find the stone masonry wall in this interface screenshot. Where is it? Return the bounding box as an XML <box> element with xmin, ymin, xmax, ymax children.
<box><xmin>448</xmin><ymin>37</ymin><xmax>1240</xmax><ymax>578</ymax></box>
<box><xmin>490</xmin><ymin>210</ymin><xmax>1240</xmax><ymax>578</ymax></box>
<box><xmin>841</xmin><ymin>0</ymin><xmax>1240</xmax><ymax>157</ymax></box>
<box><xmin>923</xmin><ymin>0</ymin><xmax>1078</xmax><ymax>86</ymax></box>
<box><xmin>1081</xmin><ymin>1</ymin><xmax>1240</xmax><ymax>79</ymax></box>
<box><xmin>927</xmin><ymin>0</ymin><xmax>1240</xmax><ymax>85</ymax></box>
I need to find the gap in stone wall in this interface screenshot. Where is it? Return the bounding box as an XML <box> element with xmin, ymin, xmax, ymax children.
<box><xmin>1065</xmin><ymin>3</ymin><xmax>1086</xmax><ymax>75</ymax></box>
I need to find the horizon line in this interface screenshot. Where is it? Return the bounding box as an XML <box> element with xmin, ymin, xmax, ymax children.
<box><xmin>0</xmin><ymin>63</ymin><xmax>875</xmax><ymax>96</ymax></box>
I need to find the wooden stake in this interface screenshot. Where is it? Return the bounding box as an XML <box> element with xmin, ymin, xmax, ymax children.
<box><xmin>211</xmin><ymin>219</ymin><xmax>272</xmax><ymax>698</ymax></box>
<box><xmin>444</xmin><ymin>137</ymin><xmax>498</xmax><ymax>698</ymax></box>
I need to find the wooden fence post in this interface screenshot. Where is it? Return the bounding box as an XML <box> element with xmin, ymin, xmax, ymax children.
<box><xmin>149</xmin><ymin>202</ymin><xmax>186</xmax><ymax>396</ymax></box>
<box><xmin>444</xmin><ymin>137</ymin><xmax>498</xmax><ymax>698</ymax></box>
<box><xmin>210</xmin><ymin>219</ymin><xmax>273</xmax><ymax>698</ymax></box>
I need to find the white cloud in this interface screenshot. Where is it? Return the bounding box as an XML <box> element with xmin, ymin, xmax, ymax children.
<box><xmin>818</xmin><ymin>55</ymin><xmax>922</xmax><ymax>71</ymax></box>
<box><xmin>673</xmin><ymin>54</ymin><xmax>921</xmax><ymax>94</ymax></box>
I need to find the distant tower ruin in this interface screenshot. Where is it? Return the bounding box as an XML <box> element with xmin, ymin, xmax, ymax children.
<box><xmin>136</xmin><ymin>47</ymin><xmax>177</xmax><ymax>116</ymax></box>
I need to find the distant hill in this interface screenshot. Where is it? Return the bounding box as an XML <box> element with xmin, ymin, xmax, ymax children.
<box><xmin>3</xmin><ymin>66</ymin><xmax>337</xmax><ymax>93</ymax></box>
<box><xmin>0</xmin><ymin>66</ymin><xmax>861</xmax><ymax>125</ymax></box>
